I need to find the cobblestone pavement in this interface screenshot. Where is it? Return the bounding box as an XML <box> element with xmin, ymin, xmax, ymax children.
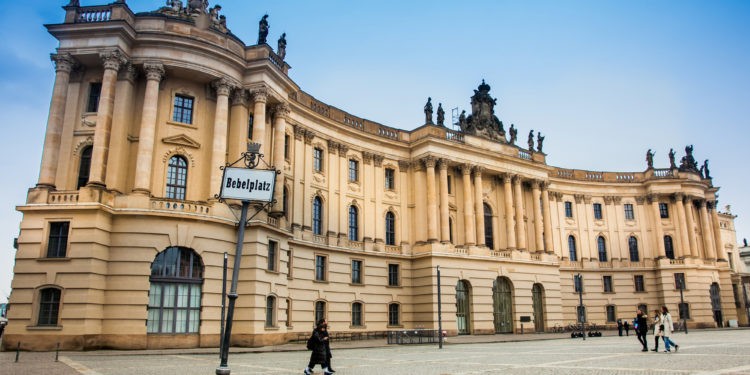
<box><xmin>3</xmin><ymin>329</ymin><xmax>750</xmax><ymax>375</ymax></box>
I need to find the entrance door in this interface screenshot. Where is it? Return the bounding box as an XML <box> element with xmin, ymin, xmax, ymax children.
<box><xmin>492</xmin><ymin>277</ymin><xmax>513</xmax><ymax>333</ymax></box>
<box><xmin>710</xmin><ymin>282</ymin><xmax>723</xmax><ymax>327</ymax></box>
<box><xmin>455</xmin><ymin>280</ymin><xmax>471</xmax><ymax>335</ymax></box>
<box><xmin>532</xmin><ymin>283</ymin><xmax>545</xmax><ymax>332</ymax></box>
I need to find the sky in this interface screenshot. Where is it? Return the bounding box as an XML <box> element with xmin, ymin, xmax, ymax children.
<box><xmin>0</xmin><ymin>0</ymin><xmax>749</xmax><ymax>303</ymax></box>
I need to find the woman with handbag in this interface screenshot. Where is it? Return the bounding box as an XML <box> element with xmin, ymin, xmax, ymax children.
<box><xmin>651</xmin><ymin>309</ymin><xmax>663</xmax><ymax>352</ymax></box>
<box><xmin>661</xmin><ymin>306</ymin><xmax>680</xmax><ymax>353</ymax></box>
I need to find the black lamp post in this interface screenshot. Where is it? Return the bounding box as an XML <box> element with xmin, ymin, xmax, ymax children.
<box><xmin>678</xmin><ymin>279</ymin><xmax>688</xmax><ymax>334</ymax></box>
<box><xmin>576</xmin><ymin>273</ymin><xmax>585</xmax><ymax>340</ymax></box>
<box><xmin>437</xmin><ymin>265</ymin><xmax>443</xmax><ymax>349</ymax></box>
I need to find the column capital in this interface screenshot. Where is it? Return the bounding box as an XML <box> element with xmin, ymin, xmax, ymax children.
<box><xmin>473</xmin><ymin>165</ymin><xmax>485</xmax><ymax>176</ymax></box>
<box><xmin>141</xmin><ymin>62</ymin><xmax>164</xmax><ymax>82</ymax></box>
<box><xmin>635</xmin><ymin>196</ymin><xmax>646</xmax><ymax>205</ymax></box>
<box><xmin>373</xmin><ymin>154</ymin><xmax>384</xmax><ymax>167</ymax></box>
<box><xmin>437</xmin><ymin>158</ymin><xmax>450</xmax><ymax>170</ymax></box>
<box><xmin>231</xmin><ymin>89</ymin><xmax>249</xmax><ymax>107</ymax></box>
<box><xmin>304</xmin><ymin>130</ymin><xmax>315</xmax><ymax>144</ymax></box>
<box><xmin>99</xmin><ymin>49</ymin><xmax>127</xmax><ymax>71</ymax></box>
<box><xmin>460</xmin><ymin>163</ymin><xmax>473</xmax><ymax>175</ymax></box>
<box><xmin>211</xmin><ymin>78</ymin><xmax>234</xmax><ymax>97</ymax></box>
<box><xmin>603</xmin><ymin>196</ymin><xmax>613</xmax><ymax>205</ymax></box>
<box><xmin>646</xmin><ymin>193</ymin><xmax>660</xmax><ymax>204</ymax></box>
<box><xmin>672</xmin><ymin>192</ymin><xmax>684</xmax><ymax>201</ymax></box>
<box><xmin>293</xmin><ymin>124</ymin><xmax>305</xmax><ymax>140</ymax></box>
<box><xmin>398</xmin><ymin>160</ymin><xmax>411</xmax><ymax>171</ymax></box>
<box><xmin>531</xmin><ymin>179</ymin><xmax>544</xmax><ymax>189</ymax></box>
<box><xmin>119</xmin><ymin>62</ymin><xmax>138</xmax><ymax>83</ymax></box>
<box><xmin>499</xmin><ymin>173</ymin><xmax>514</xmax><ymax>183</ymax></box>
<box><xmin>421</xmin><ymin>156</ymin><xmax>437</xmax><ymax>169</ymax></box>
<box><xmin>574</xmin><ymin>194</ymin><xmax>584</xmax><ymax>204</ymax></box>
<box><xmin>327</xmin><ymin>140</ymin><xmax>339</xmax><ymax>154</ymax></box>
<box><xmin>694</xmin><ymin>199</ymin><xmax>706</xmax><ymax>209</ymax></box>
<box><xmin>338</xmin><ymin>143</ymin><xmax>349</xmax><ymax>156</ymax></box>
<box><xmin>272</xmin><ymin>102</ymin><xmax>291</xmax><ymax>120</ymax></box>
<box><xmin>251</xmin><ymin>87</ymin><xmax>269</xmax><ymax>103</ymax></box>
<box><xmin>513</xmin><ymin>174</ymin><xmax>524</xmax><ymax>185</ymax></box>
<box><xmin>51</xmin><ymin>53</ymin><xmax>76</xmax><ymax>73</ymax></box>
<box><xmin>363</xmin><ymin>152</ymin><xmax>374</xmax><ymax>165</ymax></box>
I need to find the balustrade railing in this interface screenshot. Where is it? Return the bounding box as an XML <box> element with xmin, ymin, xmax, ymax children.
<box><xmin>312</xmin><ymin>235</ymin><xmax>328</xmax><ymax>245</ymax></box>
<box><xmin>445</xmin><ymin>130</ymin><xmax>464</xmax><ymax>143</ymax></box>
<box><xmin>652</xmin><ymin>168</ymin><xmax>674</xmax><ymax>178</ymax></box>
<box><xmin>518</xmin><ymin>149</ymin><xmax>532</xmax><ymax>160</ymax></box>
<box><xmin>344</xmin><ymin>116</ymin><xmax>364</xmax><ymax>130</ymax></box>
<box><xmin>268</xmin><ymin>52</ymin><xmax>283</xmax><ymax>70</ymax></box>
<box><xmin>76</xmin><ymin>6</ymin><xmax>111</xmax><ymax>23</ymax></box>
<box><xmin>530</xmin><ymin>253</ymin><xmax>542</xmax><ymax>261</ymax></box>
<box><xmin>490</xmin><ymin>250</ymin><xmax>511</xmax><ymax>258</ymax></box>
<box><xmin>669</xmin><ymin>259</ymin><xmax>685</xmax><ymax>265</ymax></box>
<box><xmin>151</xmin><ymin>198</ymin><xmax>210</xmax><ymax>214</ymax></box>
<box><xmin>385</xmin><ymin>245</ymin><xmax>402</xmax><ymax>254</ymax></box>
<box><xmin>378</xmin><ymin>127</ymin><xmax>398</xmax><ymax>139</ymax></box>
<box><xmin>347</xmin><ymin>240</ymin><xmax>363</xmax><ymax>250</ymax></box>
<box><xmin>266</xmin><ymin>216</ymin><xmax>278</xmax><ymax>227</ymax></box>
<box><xmin>48</xmin><ymin>191</ymin><xmax>80</xmax><ymax>204</ymax></box>
<box><xmin>616</xmin><ymin>173</ymin><xmax>635</xmax><ymax>182</ymax></box>
<box><xmin>455</xmin><ymin>247</ymin><xmax>469</xmax><ymax>255</ymax></box>
<box><xmin>585</xmin><ymin>172</ymin><xmax>603</xmax><ymax>181</ymax></box>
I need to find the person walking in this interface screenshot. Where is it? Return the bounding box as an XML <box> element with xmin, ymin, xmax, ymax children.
<box><xmin>304</xmin><ymin>321</ymin><xmax>332</xmax><ymax>375</ymax></box>
<box><xmin>651</xmin><ymin>309</ymin><xmax>663</xmax><ymax>352</ymax></box>
<box><xmin>661</xmin><ymin>306</ymin><xmax>680</xmax><ymax>353</ymax></box>
<box><xmin>617</xmin><ymin>319</ymin><xmax>623</xmax><ymax>336</ymax></box>
<box><xmin>635</xmin><ymin>309</ymin><xmax>649</xmax><ymax>351</ymax></box>
<box><xmin>623</xmin><ymin>320</ymin><xmax>630</xmax><ymax>336</ymax></box>
<box><xmin>321</xmin><ymin>319</ymin><xmax>335</xmax><ymax>373</ymax></box>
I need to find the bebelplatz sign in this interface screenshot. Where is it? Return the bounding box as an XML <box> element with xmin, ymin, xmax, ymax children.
<box><xmin>219</xmin><ymin>167</ymin><xmax>276</xmax><ymax>202</ymax></box>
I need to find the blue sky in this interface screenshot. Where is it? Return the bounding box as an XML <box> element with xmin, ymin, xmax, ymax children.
<box><xmin>0</xmin><ymin>0</ymin><xmax>749</xmax><ymax>302</ymax></box>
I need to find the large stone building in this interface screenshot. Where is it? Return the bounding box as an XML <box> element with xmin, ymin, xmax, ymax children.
<box><xmin>5</xmin><ymin>1</ymin><xmax>746</xmax><ymax>350</ymax></box>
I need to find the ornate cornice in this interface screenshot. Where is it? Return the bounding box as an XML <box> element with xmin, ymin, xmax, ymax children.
<box><xmin>99</xmin><ymin>49</ymin><xmax>127</xmax><ymax>71</ymax></box>
<box><xmin>51</xmin><ymin>53</ymin><xmax>76</xmax><ymax>73</ymax></box>
<box><xmin>142</xmin><ymin>62</ymin><xmax>165</xmax><ymax>82</ymax></box>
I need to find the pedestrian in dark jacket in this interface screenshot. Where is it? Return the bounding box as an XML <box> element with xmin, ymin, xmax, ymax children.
<box><xmin>617</xmin><ymin>319</ymin><xmax>623</xmax><ymax>336</ymax></box>
<box><xmin>635</xmin><ymin>309</ymin><xmax>649</xmax><ymax>351</ymax></box>
<box><xmin>321</xmin><ymin>319</ymin><xmax>335</xmax><ymax>373</ymax></box>
<box><xmin>623</xmin><ymin>320</ymin><xmax>630</xmax><ymax>336</ymax></box>
<box><xmin>304</xmin><ymin>322</ymin><xmax>332</xmax><ymax>375</ymax></box>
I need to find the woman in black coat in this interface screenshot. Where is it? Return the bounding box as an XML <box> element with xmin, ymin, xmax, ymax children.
<box><xmin>304</xmin><ymin>323</ymin><xmax>331</xmax><ymax>375</ymax></box>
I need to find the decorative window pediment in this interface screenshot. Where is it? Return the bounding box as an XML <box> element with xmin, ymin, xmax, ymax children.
<box><xmin>162</xmin><ymin>134</ymin><xmax>201</xmax><ymax>149</ymax></box>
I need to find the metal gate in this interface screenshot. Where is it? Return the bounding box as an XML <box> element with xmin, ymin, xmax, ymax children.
<box><xmin>532</xmin><ymin>283</ymin><xmax>545</xmax><ymax>332</ymax></box>
<box><xmin>492</xmin><ymin>277</ymin><xmax>513</xmax><ymax>333</ymax></box>
<box><xmin>710</xmin><ymin>282</ymin><xmax>723</xmax><ymax>327</ymax></box>
<box><xmin>456</xmin><ymin>280</ymin><xmax>471</xmax><ymax>335</ymax></box>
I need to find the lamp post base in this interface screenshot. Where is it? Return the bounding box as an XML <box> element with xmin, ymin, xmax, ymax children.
<box><xmin>216</xmin><ymin>366</ymin><xmax>231</xmax><ymax>375</ymax></box>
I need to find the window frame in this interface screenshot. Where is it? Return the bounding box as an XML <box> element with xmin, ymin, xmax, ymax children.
<box><xmin>568</xmin><ymin>235</ymin><xmax>577</xmax><ymax>261</ymax></box>
<box><xmin>314</xmin><ymin>300</ymin><xmax>327</xmax><ymax>324</ymax></box>
<box><xmin>674</xmin><ymin>273</ymin><xmax>686</xmax><ymax>290</ymax></box>
<box><xmin>351</xmin><ymin>259</ymin><xmax>363</xmax><ymax>285</ymax></box>
<box><xmin>312</xmin><ymin>196</ymin><xmax>323</xmax><ymax>235</ymax></box>
<box><xmin>315</xmin><ymin>254</ymin><xmax>327</xmax><ymax>282</ymax></box>
<box><xmin>77</xmin><ymin>145</ymin><xmax>92</xmax><ymax>189</ymax></box>
<box><xmin>624</xmin><ymin>203</ymin><xmax>635</xmax><ymax>220</ymax></box>
<box><xmin>385</xmin><ymin>211</ymin><xmax>396</xmax><ymax>246</ymax></box>
<box><xmin>659</xmin><ymin>202</ymin><xmax>669</xmax><ymax>218</ymax></box>
<box><xmin>628</xmin><ymin>236</ymin><xmax>640</xmax><ymax>262</ymax></box>
<box><xmin>265</xmin><ymin>295</ymin><xmax>276</xmax><ymax>328</ymax></box>
<box><xmin>348</xmin><ymin>159</ymin><xmax>359</xmax><ymax>183</ymax></box>
<box><xmin>284</xmin><ymin>134</ymin><xmax>290</xmax><ymax>160</ymax></box>
<box><xmin>606</xmin><ymin>305</ymin><xmax>616</xmax><ymax>323</ymax></box>
<box><xmin>593</xmin><ymin>203</ymin><xmax>603</xmax><ymax>220</ymax></box>
<box><xmin>664</xmin><ymin>235</ymin><xmax>675</xmax><ymax>259</ymax></box>
<box><xmin>267</xmin><ymin>240</ymin><xmax>278</xmax><ymax>272</ymax></box>
<box><xmin>564</xmin><ymin>201</ymin><xmax>573</xmax><ymax>218</ymax></box>
<box><xmin>483</xmin><ymin>203</ymin><xmax>494</xmax><ymax>249</ymax></box>
<box><xmin>387</xmin><ymin>263</ymin><xmax>400</xmax><ymax>287</ymax></box>
<box><xmin>166</xmin><ymin>155</ymin><xmax>188</xmax><ymax>200</ymax></box>
<box><xmin>37</xmin><ymin>287</ymin><xmax>62</xmax><ymax>326</ymax></box>
<box><xmin>86</xmin><ymin>82</ymin><xmax>102</xmax><ymax>113</ymax></box>
<box><xmin>313</xmin><ymin>147</ymin><xmax>324</xmax><ymax>173</ymax></box>
<box><xmin>384</xmin><ymin>168</ymin><xmax>395</xmax><ymax>190</ymax></box>
<box><xmin>47</xmin><ymin>221</ymin><xmax>70</xmax><ymax>258</ymax></box>
<box><xmin>351</xmin><ymin>301</ymin><xmax>363</xmax><ymax>327</ymax></box>
<box><xmin>634</xmin><ymin>274</ymin><xmax>645</xmax><ymax>292</ymax></box>
<box><xmin>603</xmin><ymin>275</ymin><xmax>613</xmax><ymax>293</ymax></box>
<box><xmin>147</xmin><ymin>247</ymin><xmax>204</xmax><ymax>334</ymax></box>
<box><xmin>597</xmin><ymin>236</ymin><xmax>608</xmax><ymax>262</ymax></box>
<box><xmin>387</xmin><ymin>303</ymin><xmax>400</xmax><ymax>326</ymax></box>
<box><xmin>348</xmin><ymin>205</ymin><xmax>359</xmax><ymax>241</ymax></box>
<box><xmin>172</xmin><ymin>94</ymin><xmax>195</xmax><ymax>124</ymax></box>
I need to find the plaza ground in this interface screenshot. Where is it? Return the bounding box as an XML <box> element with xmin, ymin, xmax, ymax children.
<box><xmin>2</xmin><ymin>329</ymin><xmax>750</xmax><ymax>374</ymax></box>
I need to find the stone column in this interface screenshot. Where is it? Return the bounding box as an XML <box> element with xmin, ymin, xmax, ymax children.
<box><xmin>38</xmin><ymin>53</ymin><xmax>76</xmax><ymax>188</ymax></box>
<box><xmin>709</xmin><ymin>201</ymin><xmax>726</xmax><ymax>260</ymax></box>
<box><xmin>373</xmin><ymin>154</ymin><xmax>385</xmax><ymax>243</ymax></box>
<box><xmin>502</xmin><ymin>174</ymin><xmax>516</xmax><ymax>250</ymax></box>
<box><xmin>302</xmin><ymin>131</ymin><xmax>315</xmax><ymax>231</ymax></box>
<box><xmin>674</xmin><ymin>193</ymin><xmax>690</xmax><ymax>259</ymax></box>
<box><xmin>271</xmin><ymin>103</ymin><xmax>290</xmax><ymax>214</ymax></box>
<box><xmin>227</xmin><ymin>89</ymin><xmax>250</xmax><ymax>162</ymax></box>
<box><xmin>251</xmin><ymin>87</ymin><xmax>268</xmax><ymax>154</ymax></box>
<box><xmin>292</xmin><ymin>125</ymin><xmax>305</xmax><ymax>232</ymax></box>
<box><xmin>473</xmin><ymin>166</ymin><xmax>485</xmax><ymax>247</ymax></box>
<box><xmin>697</xmin><ymin>200</ymin><xmax>716</xmax><ymax>260</ymax></box>
<box><xmin>105</xmin><ymin>63</ymin><xmax>138</xmax><ymax>193</ymax></box>
<box><xmin>424</xmin><ymin>156</ymin><xmax>438</xmax><ymax>243</ymax></box>
<box><xmin>208</xmin><ymin>78</ymin><xmax>232</xmax><ymax>199</ymax></box>
<box><xmin>87</xmin><ymin>50</ymin><xmax>126</xmax><ymax>188</ymax></box>
<box><xmin>338</xmin><ymin>144</ymin><xmax>349</xmax><ymax>240</ymax></box>
<box><xmin>438</xmin><ymin>159</ymin><xmax>450</xmax><ymax>243</ymax></box>
<box><xmin>648</xmin><ymin>194</ymin><xmax>667</xmax><ymax>258</ymax></box>
<box><xmin>398</xmin><ymin>160</ymin><xmax>410</xmax><ymax>245</ymax></box>
<box><xmin>326</xmin><ymin>140</ymin><xmax>339</xmax><ymax>237</ymax></box>
<box><xmin>532</xmin><ymin>180</ymin><xmax>544</xmax><ymax>253</ymax></box>
<box><xmin>685</xmin><ymin>197</ymin><xmax>699</xmax><ymax>258</ymax></box>
<box><xmin>461</xmin><ymin>164</ymin><xmax>476</xmax><ymax>246</ymax></box>
<box><xmin>133</xmin><ymin>62</ymin><xmax>165</xmax><ymax>194</ymax></box>
<box><xmin>513</xmin><ymin>176</ymin><xmax>527</xmax><ymax>250</ymax></box>
<box><xmin>541</xmin><ymin>184</ymin><xmax>554</xmax><ymax>253</ymax></box>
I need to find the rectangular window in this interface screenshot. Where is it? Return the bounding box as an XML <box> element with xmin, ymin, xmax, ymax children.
<box><xmin>388</xmin><ymin>264</ymin><xmax>400</xmax><ymax>286</ymax></box>
<box><xmin>565</xmin><ymin>201</ymin><xmax>573</xmax><ymax>218</ymax></box>
<box><xmin>606</xmin><ymin>305</ymin><xmax>616</xmax><ymax>323</ymax></box>
<box><xmin>352</xmin><ymin>303</ymin><xmax>363</xmax><ymax>327</ymax></box>
<box><xmin>349</xmin><ymin>159</ymin><xmax>359</xmax><ymax>182</ymax></box>
<box><xmin>286</xmin><ymin>250</ymin><xmax>292</xmax><ymax>279</ymax></box>
<box><xmin>388</xmin><ymin>303</ymin><xmax>400</xmax><ymax>326</ymax></box>
<box><xmin>603</xmin><ymin>276</ymin><xmax>613</xmax><ymax>293</ymax></box>
<box><xmin>267</xmin><ymin>240</ymin><xmax>277</xmax><ymax>271</ymax></box>
<box><xmin>172</xmin><ymin>94</ymin><xmax>194</xmax><ymax>124</ymax></box>
<box><xmin>315</xmin><ymin>255</ymin><xmax>327</xmax><ymax>281</ymax></box>
<box><xmin>284</xmin><ymin>134</ymin><xmax>290</xmax><ymax>159</ymax></box>
<box><xmin>38</xmin><ymin>288</ymin><xmax>61</xmax><ymax>326</ymax></box>
<box><xmin>384</xmin><ymin>168</ymin><xmax>395</xmax><ymax>190</ymax></box>
<box><xmin>593</xmin><ymin>203</ymin><xmax>603</xmax><ymax>220</ymax></box>
<box><xmin>634</xmin><ymin>275</ymin><xmax>645</xmax><ymax>292</ymax></box>
<box><xmin>47</xmin><ymin>222</ymin><xmax>70</xmax><ymax>258</ymax></box>
<box><xmin>248</xmin><ymin>115</ymin><xmax>254</xmax><ymax>139</ymax></box>
<box><xmin>351</xmin><ymin>259</ymin><xmax>362</xmax><ymax>284</ymax></box>
<box><xmin>659</xmin><ymin>203</ymin><xmax>669</xmax><ymax>218</ymax></box>
<box><xmin>447</xmin><ymin>175</ymin><xmax>452</xmax><ymax>194</ymax></box>
<box><xmin>674</xmin><ymin>273</ymin><xmax>686</xmax><ymax>290</ymax></box>
<box><xmin>624</xmin><ymin>203</ymin><xmax>635</xmax><ymax>220</ymax></box>
<box><xmin>313</xmin><ymin>148</ymin><xmax>323</xmax><ymax>172</ymax></box>
<box><xmin>86</xmin><ymin>82</ymin><xmax>102</xmax><ymax>113</ymax></box>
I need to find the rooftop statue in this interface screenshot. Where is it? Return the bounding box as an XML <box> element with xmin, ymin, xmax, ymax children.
<box><xmin>277</xmin><ymin>33</ymin><xmax>287</xmax><ymax>60</ymax></box>
<box><xmin>527</xmin><ymin>130</ymin><xmax>535</xmax><ymax>152</ymax></box>
<box><xmin>436</xmin><ymin>103</ymin><xmax>445</xmax><ymax>126</ymax></box>
<box><xmin>157</xmin><ymin>0</ymin><xmax>189</xmax><ymax>17</ymax></box>
<box><xmin>537</xmin><ymin>132</ymin><xmax>545</xmax><ymax>153</ymax></box>
<box><xmin>679</xmin><ymin>144</ymin><xmax>699</xmax><ymax>172</ymax></box>
<box><xmin>258</xmin><ymin>14</ymin><xmax>269</xmax><ymax>44</ymax></box>
<box><xmin>209</xmin><ymin>5</ymin><xmax>222</xmax><ymax>27</ymax></box>
<box><xmin>668</xmin><ymin>148</ymin><xmax>676</xmax><ymax>169</ymax></box>
<box><xmin>508</xmin><ymin>124</ymin><xmax>517</xmax><ymax>145</ymax></box>
<box><xmin>461</xmin><ymin>80</ymin><xmax>506</xmax><ymax>142</ymax></box>
<box><xmin>646</xmin><ymin>149</ymin><xmax>654</xmax><ymax>169</ymax></box>
<box><xmin>187</xmin><ymin>0</ymin><xmax>208</xmax><ymax>14</ymax></box>
<box><xmin>458</xmin><ymin>110</ymin><xmax>467</xmax><ymax>128</ymax></box>
<box><xmin>703</xmin><ymin>159</ymin><xmax>711</xmax><ymax>179</ymax></box>
<box><xmin>424</xmin><ymin>97</ymin><xmax>433</xmax><ymax>124</ymax></box>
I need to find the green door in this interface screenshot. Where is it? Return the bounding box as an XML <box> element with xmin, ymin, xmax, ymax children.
<box><xmin>492</xmin><ymin>277</ymin><xmax>513</xmax><ymax>333</ymax></box>
<box><xmin>532</xmin><ymin>283</ymin><xmax>545</xmax><ymax>332</ymax></box>
<box><xmin>456</xmin><ymin>280</ymin><xmax>471</xmax><ymax>334</ymax></box>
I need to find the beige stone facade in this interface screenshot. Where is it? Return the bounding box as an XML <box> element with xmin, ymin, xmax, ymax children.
<box><xmin>5</xmin><ymin>2</ymin><xmax>745</xmax><ymax>350</ymax></box>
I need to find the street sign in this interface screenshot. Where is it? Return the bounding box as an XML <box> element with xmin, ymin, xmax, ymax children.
<box><xmin>219</xmin><ymin>167</ymin><xmax>276</xmax><ymax>202</ymax></box>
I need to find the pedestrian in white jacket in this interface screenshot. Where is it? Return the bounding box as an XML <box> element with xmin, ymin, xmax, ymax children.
<box><xmin>660</xmin><ymin>306</ymin><xmax>679</xmax><ymax>353</ymax></box>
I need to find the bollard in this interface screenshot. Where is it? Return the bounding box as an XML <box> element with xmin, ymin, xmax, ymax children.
<box><xmin>15</xmin><ymin>342</ymin><xmax>20</xmax><ymax>362</ymax></box>
<box><xmin>56</xmin><ymin>342</ymin><xmax>60</xmax><ymax>362</ymax></box>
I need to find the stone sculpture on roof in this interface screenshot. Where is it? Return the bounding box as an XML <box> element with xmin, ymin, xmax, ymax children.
<box><xmin>508</xmin><ymin>124</ymin><xmax>517</xmax><ymax>145</ymax></box>
<box><xmin>436</xmin><ymin>103</ymin><xmax>445</xmax><ymax>126</ymax></box>
<box><xmin>277</xmin><ymin>33</ymin><xmax>287</xmax><ymax>60</ymax></box>
<box><xmin>679</xmin><ymin>144</ymin><xmax>699</xmax><ymax>172</ymax></box>
<box><xmin>258</xmin><ymin>14</ymin><xmax>269</xmax><ymax>44</ymax></box>
<box><xmin>537</xmin><ymin>132</ymin><xmax>545</xmax><ymax>153</ymax></box>
<box><xmin>424</xmin><ymin>97</ymin><xmax>433</xmax><ymax>124</ymax></box>
<box><xmin>459</xmin><ymin>80</ymin><xmax>506</xmax><ymax>142</ymax></box>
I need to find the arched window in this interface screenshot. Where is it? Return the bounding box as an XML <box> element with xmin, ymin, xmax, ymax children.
<box><xmin>664</xmin><ymin>235</ymin><xmax>675</xmax><ymax>259</ymax></box>
<box><xmin>388</xmin><ymin>303</ymin><xmax>400</xmax><ymax>326</ymax></box>
<box><xmin>314</xmin><ymin>300</ymin><xmax>326</xmax><ymax>324</ymax></box>
<box><xmin>265</xmin><ymin>296</ymin><xmax>276</xmax><ymax>327</ymax></box>
<box><xmin>77</xmin><ymin>146</ymin><xmax>92</xmax><ymax>189</ymax></box>
<box><xmin>385</xmin><ymin>211</ymin><xmax>396</xmax><ymax>246</ymax></box>
<box><xmin>568</xmin><ymin>235</ymin><xmax>577</xmax><ymax>261</ymax></box>
<box><xmin>597</xmin><ymin>236</ymin><xmax>608</xmax><ymax>262</ymax></box>
<box><xmin>38</xmin><ymin>287</ymin><xmax>61</xmax><ymax>326</ymax></box>
<box><xmin>166</xmin><ymin>155</ymin><xmax>188</xmax><ymax>200</ymax></box>
<box><xmin>483</xmin><ymin>203</ymin><xmax>494</xmax><ymax>249</ymax></box>
<box><xmin>348</xmin><ymin>205</ymin><xmax>358</xmax><ymax>241</ymax></box>
<box><xmin>312</xmin><ymin>196</ymin><xmax>322</xmax><ymax>235</ymax></box>
<box><xmin>351</xmin><ymin>302</ymin><xmax>363</xmax><ymax>327</ymax></box>
<box><xmin>629</xmin><ymin>236</ymin><xmax>640</xmax><ymax>262</ymax></box>
<box><xmin>147</xmin><ymin>247</ymin><xmax>203</xmax><ymax>333</ymax></box>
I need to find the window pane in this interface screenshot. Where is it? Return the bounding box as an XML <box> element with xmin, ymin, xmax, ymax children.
<box><xmin>147</xmin><ymin>309</ymin><xmax>159</xmax><ymax>333</ymax></box>
<box><xmin>161</xmin><ymin>309</ymin><xmax>174</xmax><ymax>332</ymax></box>
<box><xmin>149</xmin><ymin>284</ymin><xmax>161</xmax><ymax>307</ymax></box>
<box><xmin>190</xmin><ymin>285</ymin><xmax>201</xmax><ymax>306</ymax></box>
<box><xmin>163</xmin><ymin>284</ymin><xmax>176</xmax><ymax>307</ymax></box>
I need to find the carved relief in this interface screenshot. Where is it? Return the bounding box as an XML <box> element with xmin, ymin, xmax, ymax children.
<box><xmin>338</xmin><ymin>144</ymin><xmax>349</xmax><ymax>156</ymax></box>
<box><xmin>73</xmin><ymin>137</ymin><xmax>94</xmax><ymax>156</ymax></box>
<box><xmin>327</xmin><ymin>140</ymin><xmax>339</xmax><ymax>154</ymax></box>
<box><xmin>251</xmin><ymin>87</ymin><xmax>269</xmax><ymax>103</ymax></box>
<box><xmin>231</xmin><ymin>89</ymin><xmax>249</xmax><ymax>107</ymax></box>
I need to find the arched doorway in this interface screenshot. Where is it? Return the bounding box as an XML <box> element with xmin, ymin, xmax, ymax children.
<box><xmin>492</xmin><ymin>277</ymin><xmax>513</xmax><ymax>333</ymax></box>
<box><xmin>710</xmin><ymin>282</ymin><xmax>723</xmax><ymax>327</ymax></box>
<box><xmin>455</xmin><ymin>280</ymin><xmax>472</xmax><ymax>335</ymax></box>
<box><xmin>532</xmin><ymin>283</ymin><xmax>545</xmax><ymax>333</ymax></box>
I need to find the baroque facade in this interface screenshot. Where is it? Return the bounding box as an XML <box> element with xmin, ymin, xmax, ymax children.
<box><xmin>6</xmin><ymin>1</ymin><xmax>746</xmax><ymax>350</ymax></box>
